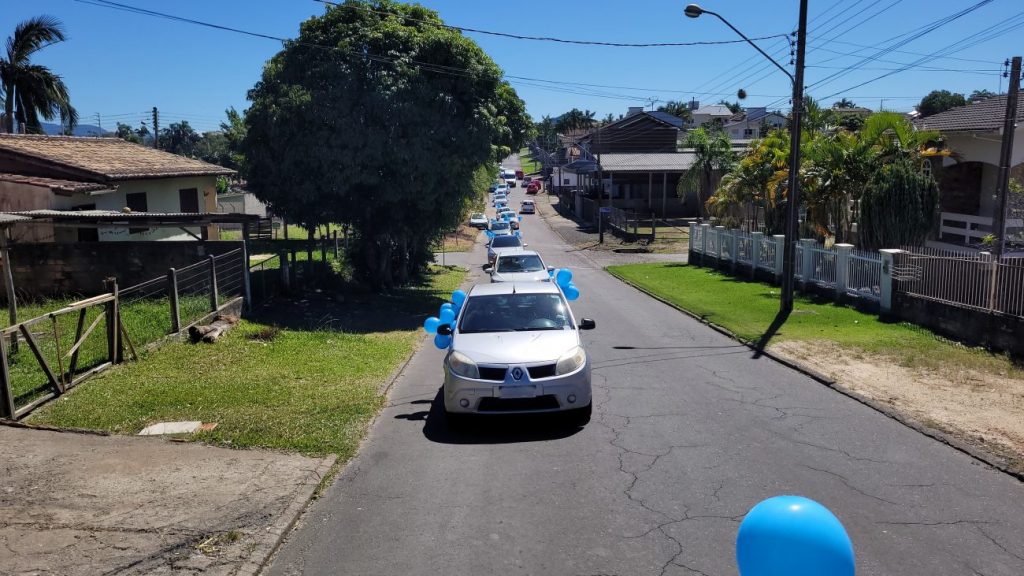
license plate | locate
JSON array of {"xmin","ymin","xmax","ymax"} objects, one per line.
[{"xmin": 499, "ymin": 385, "xmax": 537, "ymax": 399}]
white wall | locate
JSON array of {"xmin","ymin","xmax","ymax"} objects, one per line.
[
  {"xmin": 941, "ymin": 127, "xmax": 1024, "ymax": 219},
  {"xmin": 68, "ymin": 175, "xmax": 218, "ymax": 241}
]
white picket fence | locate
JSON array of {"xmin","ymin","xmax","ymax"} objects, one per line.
[{"xmin": 689, "ymin": 224, "xmax": 885, "ymax": 304}]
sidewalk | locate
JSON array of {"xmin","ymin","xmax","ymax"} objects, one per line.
[{"xmin": 0, "ymin": 424, "xmax": 333, "ymax": 576}]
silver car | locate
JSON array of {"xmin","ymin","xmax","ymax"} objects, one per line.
[
  {"xmin": 486, "ymin": 234, "xmax": 524, "ymax": 265},
  {"xmin": 486, "ymin": 250, "xmax": 552, "ymax": 283},
  {"xmin": 439, "ymin": 282, "xmax": 595, "ymax": 424}
]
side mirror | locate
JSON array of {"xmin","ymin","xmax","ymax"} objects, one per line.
[
  {"xmin": 578, "ymin": 318, "xmax": 596, "ymax": 330},
  {"xmin": 437, "ymin": 324, "xmax": 452, "ymax": 336},
  {"xmin": 547, "ymin": 266, "xmax": 555, "ymax": 273},
  {"xmin": 483, "ymin": 266, "xmax": 493, "ymax": 274},
  {"xmin": 523, "ymin": 243, "xmax": 529, "ymax": 247}
]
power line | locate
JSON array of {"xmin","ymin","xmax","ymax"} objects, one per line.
[{"xmin": 312, "ymin": 0, "xmax": 791, "ymax": 48}]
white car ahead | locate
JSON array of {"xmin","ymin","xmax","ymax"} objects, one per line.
[
  {"xmin": 486, "ymin": 234, "xmax": 524, "ymax": 265},
  {"xmin": 520, "ymin": 199, "xmax": 536, "ymax": 214},
  {"xmin": 438, "ymin": 281, "xmax": 595, "ymax": 424},
  {"xmin": 485, "ymin": 250, "xmax": 552, "ymax": 283}
]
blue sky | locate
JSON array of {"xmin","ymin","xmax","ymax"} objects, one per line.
[{"xmin": 6, "ymin": 0, "xmax": 1021, "ymax": 132}]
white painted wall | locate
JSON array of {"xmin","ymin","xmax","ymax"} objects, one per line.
[
  {"xmin": 940, "ymin": 127, "xmax": 1024, "ymax": 219},
  {"xmin": 68, "ymin": 175, "xmax": 218, "ymax": 241}
]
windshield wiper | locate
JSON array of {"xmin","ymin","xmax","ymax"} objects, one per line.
[{"xmin": 513, "ymin": 327, "xmax": 562, "ymax": 331}]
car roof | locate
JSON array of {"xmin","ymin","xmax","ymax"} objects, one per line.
[
  {"xmin": 495, "ymin": 249, "xmax": 540, "ymax": 258},
  {"xmin": 469, "ymin": 281, "xmax": 560, "ymax": 297}
]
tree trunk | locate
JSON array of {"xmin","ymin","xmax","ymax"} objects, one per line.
[{"xmin": 188, "ymin": 315, "xmax": 239, "ymax": 343}]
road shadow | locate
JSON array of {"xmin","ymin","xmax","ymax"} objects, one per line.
[
  {"xmin": 393, "ymin": 388, "xmax": 586, "ymax": 445},
  {"xmin": 751, "ymin": 309, "xmax": 790, "ymax": 359},
  {"xmin": 249, "ymin": 266, "xmax": 460, "ymax": 334}
]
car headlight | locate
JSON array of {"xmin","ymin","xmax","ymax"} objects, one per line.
[
  {"xmin": 555, "ymin": 346, "xmax": 586, "ymax": 375},
  {"xmin": 449, "ymin": 351, "xmax": 480, "ymax": 379}
]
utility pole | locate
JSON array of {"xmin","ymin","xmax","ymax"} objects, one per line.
[
  {"xmin": 94, "ymin": 112, "xmax": 102, "ymax": 133},
  {"xmin": 597, "ymin": 123, "xmax": 604, "ymax": 244},
  {"xmin": 780, "ymin": 0, "xmax": 808, "ymax": 313},
  {"xmin": 152, "ymin": 107, "xmax": 160, "ymax": 149},
  {"xmin": 993, "ymin": 55, "xmax": 1021, "ymax": 258}
]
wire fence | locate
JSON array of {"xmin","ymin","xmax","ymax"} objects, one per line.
[
  {"xmin": 807, "ymin": 245, "xmax": 838, "ymax": 288},
  {"xmin": 848, "ymin": 250, "xmax": 882, "ymax": 301}
]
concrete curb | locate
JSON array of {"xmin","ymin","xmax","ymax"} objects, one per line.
[
  {"xmin": 236, "ymin": 454, "xmax": 337, "ymax": 576},
  {"xmin": 606, "ymin": 268, "xmax": 1024, "ymax": 484}
]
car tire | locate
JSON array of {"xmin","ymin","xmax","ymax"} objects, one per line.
[{"xmin": 568, "ymin": 402, "xmax": 592, "ymax": 426}]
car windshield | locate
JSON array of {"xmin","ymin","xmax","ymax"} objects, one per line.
[
  {"xmin": 490, "ymin": 222, "xmax": 510, "ymax": 231},
  {"xmin": 459, "ymin": 293, "xmax": 571, "ymax": 333},
  {"xmin": 490, "ymin": 235, "xmax": 521, "ymax": 247},
  {"xmin": 496, "ymin": 254, "xmax": 544, "ymax": 273},
  {"xmin": 471, "ymin": 213, "xmax": 484, "ymax": 219}
]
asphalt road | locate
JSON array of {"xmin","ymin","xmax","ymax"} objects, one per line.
[{"xmin": 267, "ymin": 155, "xmax": 1024, "ymax": 576}]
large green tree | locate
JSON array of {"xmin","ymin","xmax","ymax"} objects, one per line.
[
  {"xmin": 679, "ymin": 127, "xmax": 735, "ymax": 219},
  {"xmin": 917, "ymin": 89, "xmax": 966, "ymax": 117},
  {"xmin": 243, "ymin": 0, "xmax": 511, "ymax": 287},
  {"xmin": 1, "ymin": 16, "xmax": 77, "ymax": 134},
  {"xmin": 158, "ymin": 120, "xmax": 201, "ymax": 157}
]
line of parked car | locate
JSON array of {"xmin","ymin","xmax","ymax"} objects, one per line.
[{"xmin": 442, "ymin": 166, "xmax": 595, "ymax": 427}]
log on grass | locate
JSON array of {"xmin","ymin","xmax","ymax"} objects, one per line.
[{"xmin": 188, "ymin": 315, "xmax": 240, "ymax": 343}]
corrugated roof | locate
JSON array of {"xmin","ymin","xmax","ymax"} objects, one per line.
[
  {"xmin": 0, "ymin": 214, "xmax": 31, "ymax": 224},
  {"xmin": 914, "ymin": 95, "xmax": 1024, "ymax": 133},
  {"xmin": 644, "ymin": 111, "xmax": 684, "ymax": 129},
  {"xmin": 693, "ymin": 105, "xmax": 734, "ymax": 117},
  {"xmin": 0, "ymin": 172, "xmax": 113, "ymax": 194},
  {"xmin": 0, "ymin": 135, "xmax": 235, "ymax": 181},
  {"xmin": 599, "ymin": 152, "xmax": 696, "ymax": 173}
]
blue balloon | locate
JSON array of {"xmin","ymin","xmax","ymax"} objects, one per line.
[
  {"xmin": 485, "ymin": 230, "xmax": 495, "ymax": 238},
  {"xmin": 423, "ymin": 316, "xmax": 440, "ymax": 334},
  {"xmin": 433, "ymin": 333, "xmax": 452, "ymax": 349},
  {"xmin": 547, "ymin": 268, "xmax": 555, "ymax": 278},
  {"xmin": 736, "ymin": 496, "xmax": 854, "ymax": 576},
  {"xmin": 556, "ymin": 268, "xmax": 573, "ymax": 286},
  {"xmin": 563, "ymin": 283, "xmax": 580, "ymax": 301},
  {"xmin": 451, "ymin": 290, "xmax": 467, "ymax": 307},
  {"xmin": 439, "ymin": 308, "xmax": 455, "ymax": 324}
]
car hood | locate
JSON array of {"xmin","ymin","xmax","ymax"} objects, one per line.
[
  {"xmin": 454, "ymin": 330, "xmax": 579, "ymax": 364},
  {"xmin": 491, "ymin": 270, "xmax": 550, "ymax": 283}
]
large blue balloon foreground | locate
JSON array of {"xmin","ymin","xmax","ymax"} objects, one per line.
[
  {"xmin": 736, "ymin": 495, "xmax": 854, "ymax": 576},
  {"xmin": 424, "ymin": 290, "xmax": 470, "ymax": 349}
]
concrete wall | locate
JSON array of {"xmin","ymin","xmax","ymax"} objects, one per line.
[
  {"xmin": 217, "ymin": 192, "xmax": 268, "ymax": 218},
  {"xmin": 0, "ymin": 181, "xmax": 57, "ymax": 242},
  {"xmin": 892, "ymin": 292, "xmax": 1024, "ymax": 357},
  {"xmin": 3, "ymin": 240, "xmax": 243, "ymax": 299}
]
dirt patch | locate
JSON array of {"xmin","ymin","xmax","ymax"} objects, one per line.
[
  {"xmin": 0, "ymin": 425, "xmax": 333, "ymax": 575},
  {"xmin": 771, "ymin": 340, "xmax": 1024, "ymax": 474}
]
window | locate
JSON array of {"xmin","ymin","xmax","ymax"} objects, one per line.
[
  {"xmin": 458, "ymin": 293, "xmax": 570, "ymax": 333},
  {"xmin": 75, "ymin": 203, "xmax": 99, "ymax": 241},
  {"xmin": 563, "ymin": 178, "xmax": 570, "ymax": 185},
  {"xmin": 921, "ymin": 159, "xmax": 932, "ymax": 178},
  {"xmin": 179, "ymin": 188, "xmax": 199, "ymax": 213},
  {"xmin": 497, "ymin": 254, "xmax": 544, "ymax": 273},
  {"xmin": 125, "ymin": 192, "xmax": 147, "ymax": 234},
  {"xmin": 489, "ymin": 236, "xmax": 522, "ymax": 248},
  {"xmin": 744, "ymin": 128, "xmax": 755, "ymax": 138}
]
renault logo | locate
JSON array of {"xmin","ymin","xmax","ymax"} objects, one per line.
[{"xmin": 511, "ymin": 367, "xmax": 524, "ymax": 381}]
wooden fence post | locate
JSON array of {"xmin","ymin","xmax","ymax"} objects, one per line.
[
  {"xmin": 0, "ymin": 333, "xmax": 15, "ymax": 418},
  {"xmin": 208, "ymin": 255, "xmax": 219, "ymax": 312},
  {"xmin": 167, "ymin": 268, "xmax": 180, "ymax": 333},
  {"xmin": 320, "ymin": 236, "xmax": 327, "ymax": 268},
  {"xmin": 104, "ymin": 278, "xmax": 121, "ymax": 363},
  {"xmin": 333, "ymin": 230, "xmax": 339, "ymax": 259},
  {"xmin": 280, "ymin": 250, "xmax": 291, "ymax": 295}
]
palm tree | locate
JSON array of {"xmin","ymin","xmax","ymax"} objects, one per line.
[
  {"xmin": 679, "ymin": 127, "xmax": 736, "ymax": 219},
  {"xmin": 833, "ymin": 98, "xmax": 857, "ymax": 109},
  {"xmin": 1, "ymin": 16, "xmax": 77, "ymax": 134}
]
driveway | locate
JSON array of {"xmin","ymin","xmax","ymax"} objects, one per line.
[{"xmin": 267, "ymin": 155, "xmax": 1024, "ymax": 575}]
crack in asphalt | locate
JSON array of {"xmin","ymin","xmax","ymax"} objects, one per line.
[{"xmin": 799, "ymin": 464, "xmax": 902, "ymax": 506}]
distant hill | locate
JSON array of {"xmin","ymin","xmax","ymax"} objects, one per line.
[{"xmin": 40, "ymin": 122, "xmax": 109, "ymax": 137}]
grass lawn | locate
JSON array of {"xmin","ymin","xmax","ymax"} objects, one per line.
[
  {"xmin": 432, "ymin": 224, "xmax": 480, "ymax": 254},
  {"xmin": 29, "ymin": 265, "xmax": 466, "ymax": 458},
  {"xmin": 519, "ymin": 148, "xmax": 542, "ymax": 175},
  {"xmin": 606, "ymin": 263, "xmax": 1021, "ymax": 375}
]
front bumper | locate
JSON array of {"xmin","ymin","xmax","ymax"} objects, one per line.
[{"xmin": 443, "ymin": 359, "xmax": 591, "ymax": 414}]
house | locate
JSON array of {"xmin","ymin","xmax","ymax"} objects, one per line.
[
  {"xmin": 722, "ymin": 107, "xmax": 787, "ymax": 140},
  {"xmin": 578, "ymin": 109, "xmax": 681, "ymax": 155},
  {"xmin": 914, "ymin": 95, "xmax": 1024, "ymax": 245},
  {"xmin": 689, "ymin": 105, "xmax": 735, "ymax": 129},
  {"xmin": 0, "ymin": 134, "xmax": 233, "ymax": 242}
]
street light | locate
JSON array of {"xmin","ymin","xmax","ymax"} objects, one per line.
[{"xmin": 684, "ymin": 2, "xmax": 808, "ymax": 314}]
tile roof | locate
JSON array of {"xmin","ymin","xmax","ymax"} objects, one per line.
[
  {"xmin": 914, "ymin": 95, "xmax": 1024, "ymax": 133},
  {"xmin": 0, "ymin": 135, "xmax": 234, "ymax": 181},
  {"xmin": 599, "ymin": 152, "xmax": 696, "ymax": 173},
  {"xmin": 0, "ymin": 172, "xmax": 112, "ymax": 194}
]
